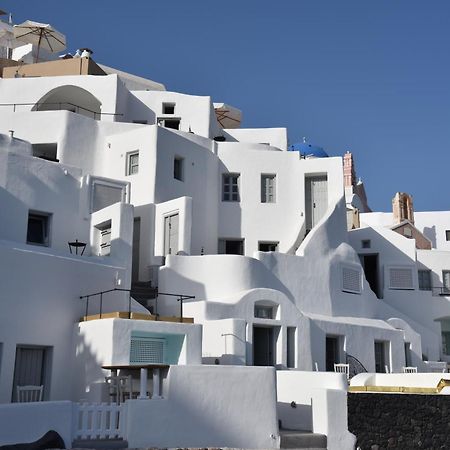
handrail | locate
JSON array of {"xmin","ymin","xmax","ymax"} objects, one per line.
[
  {"xmin": 0, "ymin": 101, "xmax": 123, "ymax": 119},
  {"xmin": 79, "ymin": 288, "xmax": 195, "ymax": 322}
]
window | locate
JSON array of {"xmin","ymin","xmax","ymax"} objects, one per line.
[
  {"xmin": 446, "ymin": 230, "xmax": 450, "ymax": 241},
  {"xmin": 27, "ymin": 212, "xmax": 51, "ymax": 246},
  {"xmin": 174, "ymin": 156, "xmax": 184, "ymax": 181},
  {"xmin": 261, "ymin": 174, "xmax": 276, "ymax": 203},
  {"xmin": 254, "ymin": 305, "xmax": 274, "ymax": 319},
  {"xmin": 158, "ymin": 118, "xmax": 180, "ymax": 130},
  {"xmin": 218, "ymin": 238, "xmax": 244, "ymax": 255},
  {"xmin": 342, "ymin": 264, "xmax": 362, "ymax": 294},
  {"xmin": 388, "ymin": 267, "xmax": 414, "ymax": 290},
  {"xmin": 259, "ymin": 241, "xmax": 278, "ymax": 252},
  {"xmin": 443, "ymin": 271, "xmax": 450, "ymax": 294},
  {"xmin": 12, "ymin": 345, "xmax": 52, "ymax": 402},
  {"xmin": 361, "ymin": 239, "xmax": 371, "ymax": 249},
  {"xmin": 127, "ymin": 151, "xmax": 139, "ymax": 175},
  {"xmin": 222, "ymin": 173, "xmax": 240, "ymax": 201},
  {"xmin": 162, "ymin": 103, "xmax": 175, "ymax": 114},
  {"xmin": 418, "ymin": 270, "xmax": 432, "ymax": 291},
  {"xmin": 90, "ymin": 178, "xmax": 128, "ymax": 213},
  {"xmin": 32, "ymin": 143, "xmax": 58, "ymax": 162},
  {"xmin": 130, "ymin": 336, "xmax": 166, "ymax": 364}
]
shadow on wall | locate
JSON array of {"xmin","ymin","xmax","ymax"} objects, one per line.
[
  {"xmin": 71, "ymin": 326, "xmax": 108, "ymax": 402},
  {"xmin": 423, "ymin": 225, "xmax": 436, "ymax": 249}
]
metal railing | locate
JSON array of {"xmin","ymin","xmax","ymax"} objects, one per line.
[
  {"xmin": 0, "ymin": 102, "xmax": 123, "ymax": 120},
  {"xmin": 79, "ymin": 287, "xmax": 195, "ymax": 321},
  {"xmin": 432, "ymin": 287, "xmax": 450, "ymax": 296}
]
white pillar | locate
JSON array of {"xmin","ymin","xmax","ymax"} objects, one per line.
[
  {"xmin": 152, "ymin": 368, "xmax": 162, "ymax": 399},
  {"xmin": 138, "ymin": 368, "xmax": 149, "ymax": 399}
]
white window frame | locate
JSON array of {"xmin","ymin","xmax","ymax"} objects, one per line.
[
  {"xmin": 341, "ymin": 263, "xmax": 362, "ymax": 294},
  {"xmin": 89, "ymin": 176, "xmax": 129, "ymax": 213},
  {"xmin": 126, "ymin": 151, "xmax": 139, "ymax": 176},
  {"xmin": 387, "ymin": 265, "xmax": 415, "ymax": 290},
  {"xmin": 261, "ymin": 174, "xmax": 276, "ymax": 203},
  {"xmin": 222, "ymin": 173, "xmax": 240, "ymax": 202}
]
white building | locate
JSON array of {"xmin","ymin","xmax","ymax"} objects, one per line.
[{"xmin": 0, "ymin": 20, "xmax": 448, "ymax": 449}]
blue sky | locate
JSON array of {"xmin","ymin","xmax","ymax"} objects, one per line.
[{"xmin": 4, "ymin": 1, "xmax": 450, "ymax": 212}]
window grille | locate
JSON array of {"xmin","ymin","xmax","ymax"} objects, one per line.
[
  {"xmin": 389, "ymin": 267, "xmax": 414, "ymax": 289},
  {"xmin": 342, "ymin": 265, "xmax": 361, "ymax": 294},
  {"xmin": 130, "ymin": 337, "xmax": 165, "ymax": 364}
]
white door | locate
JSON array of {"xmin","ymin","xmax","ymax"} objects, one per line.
[
  {"xmin": 164, "ymin": 213, "xmax": 179, "ymax": 255},
  {"xmin": 305, "ymin": 176, "xmax": 328, "ymax": 231}
]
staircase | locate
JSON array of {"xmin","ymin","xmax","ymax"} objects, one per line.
[
  {"xmin": 130, "ymin": 281, "xmax": 158, "ymax": 311},
  {"xmin": 280, "ymin": 429, "xmax": 327, "ymax": 449}
]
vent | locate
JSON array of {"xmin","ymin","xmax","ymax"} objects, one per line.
[
  {"xmin": 130, "ymin": 337, "xmax": 165, "ymax": 364},
  {"xmin": 389, "ymin": 267, "xmax": 414, "ymax": 290},
  {"xmin": 342, "ymin": 265, "xmax": 361, "ymax": 294}
]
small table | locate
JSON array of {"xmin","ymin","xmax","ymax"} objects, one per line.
[{"xmin": 102, "ymin": 364, "xmax": 169, "ymax": 400}]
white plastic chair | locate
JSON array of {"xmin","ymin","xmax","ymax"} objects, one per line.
[
  {"xmin": 16, "ymin": 385, "xmax": 43, "ymax": 402},
  {"xmin": 402, "ymin": 366, "xmax": 418, "ymax": 373},
  {"xmin": 334, "ymin": 363, "xmax": 350, "ymax": 380}
]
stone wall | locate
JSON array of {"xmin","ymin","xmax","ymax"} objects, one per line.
[{"xmin": 348, "ymin": 393, "xmax": 450, "ymax": 449}]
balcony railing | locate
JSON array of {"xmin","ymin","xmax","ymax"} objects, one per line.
[{"xmin": 0, "ymin": 102, "xmax": 123, "ymax": 120}]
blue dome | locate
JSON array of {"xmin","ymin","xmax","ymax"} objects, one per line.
[{"xmin": 288, "ymin": 142, "xmax": 329, "ymax": 158}]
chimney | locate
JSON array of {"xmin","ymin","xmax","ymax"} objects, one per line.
[
  {"xmin": 392, "ymin": 192, "xmax": 414, "ymax": 225},
  {"xmin": 343, "ymin": 151, "xmax": 356, "ymax": 188},
  {"xmin": 8, "ymin": 130, "xmax": 14, "ymax": 139}
]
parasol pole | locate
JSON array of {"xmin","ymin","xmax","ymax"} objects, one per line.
[{"xmin": 35, "ymin": 28, "xmax": 43, "ymax": 63}]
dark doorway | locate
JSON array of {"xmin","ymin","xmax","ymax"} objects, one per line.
[
  {"xmin": 253, "ymin": 327, "xmax": 274, "ymax": 366},
  {"xmin": 326, "ymin": 336, "xmax": 339, "ymax": 372},
  {"xmin": 360, "ymin": 254, "xmax": 380, "ymax": 298}
]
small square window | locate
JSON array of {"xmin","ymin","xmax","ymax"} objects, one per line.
[
  {"xmin": 362, "ymin": 239, "xmax": 371, "ymax": 249},
  {"xmin": 261, "ymin": 174, "xmax": 276, "ymax": 203},
  {"xmin": 162, "ymin": 103, "xmax": 175, "ymax": 114},
  {"xmin": 27, "ymin": 212, "xmax": 51, "ymax": 246},
  {"xmin": 259, "ymin": 241, "xmax": 278, "ymax": 252},
  {"xmin": 174, "ymin": 156, "xmax": 184, "ymax": 181},
  {"xmin": 446, "ymin": 230, "xmax": 450, "ymax": 241},
  {"xmin": 222, "ymin": 173, "xmax": 240, "ymax": 202},
  {"xmin": 127, "ymin": 151, "xmax": 139, "ymax": 175}
]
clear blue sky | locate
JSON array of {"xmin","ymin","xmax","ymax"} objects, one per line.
[{"xmin": 4, "ymin": 1, "xmax": 450, "ymax": 212}]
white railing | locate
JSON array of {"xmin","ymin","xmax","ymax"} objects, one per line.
[{"xmin": 73, "ymin": 402, "xmax": 126, "ymax": 440}]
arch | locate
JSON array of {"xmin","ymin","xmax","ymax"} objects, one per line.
[{"xmin": 33, "ymin": 85, "xmax": 102, "ymax": 120}]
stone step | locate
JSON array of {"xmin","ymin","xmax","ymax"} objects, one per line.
[
  {"xmin": 71, "ymin": 438, "xmax": 128, "ymax": 449},
  {"xmin": 280, "ymin": 429, "xmax": 327, "ymax": 449}
]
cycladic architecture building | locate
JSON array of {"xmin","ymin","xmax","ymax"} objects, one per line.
[{"xmin": 0, "ymin": 15, "xmax": 450, "ymax": 450}]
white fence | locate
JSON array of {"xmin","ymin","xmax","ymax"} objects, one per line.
[{"xmin": 73, "ymin": 402, "xmax": 126, "ymax": 440}]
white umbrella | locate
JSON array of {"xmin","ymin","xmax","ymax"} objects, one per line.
[{"xmin": 13, "ymin": 20, "xmax": 66, "ymax": 62}]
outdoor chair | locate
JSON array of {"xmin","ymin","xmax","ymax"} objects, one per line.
[
  {"xmin": 16, "ymin": 385, "xmax": 43, "ymax": 402},
  {"xmin": 334, "ymin": 363, "xmax": 350, "ymax": 380}
]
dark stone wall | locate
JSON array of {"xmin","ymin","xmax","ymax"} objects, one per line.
[{"xmin": 348, "ymin": 393, "xmax": 450, "ymax": 449}]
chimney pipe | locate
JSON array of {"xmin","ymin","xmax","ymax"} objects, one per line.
[{"xmin": 8, "ymin": 130, "xmax": 14, "ymax": 139}]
